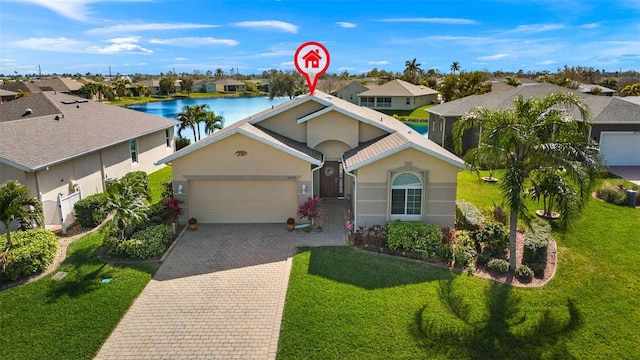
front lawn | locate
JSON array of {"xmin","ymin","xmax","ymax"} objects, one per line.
[
  {"xmin": 277, "ymin": 170, "xmax": 640, "ymax": 359},
  {"xmin": 0, "ymin": 231, "xmax": 157, "ymax": 359}
]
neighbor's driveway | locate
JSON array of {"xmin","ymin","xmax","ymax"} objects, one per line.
[
  {"xmin": 95, "ymin": 219, "xmax": 348, "ymax": 360},
  {"xmin": 608, "ymin": 166, "xmax": 640, "ymax": 185}
]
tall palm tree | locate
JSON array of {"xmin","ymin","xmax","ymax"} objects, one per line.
[
  {"xmin": 215, "ymin": 68, "xmax": 224, "ymax": 79},
  {"xmin": 114, "ymin": 78, "xmax": 132, "ymax": 99},
  {"xmin": 176, "ymin": 104, "xmax": 208, "ymax": 141},
  {"xmin": 135, "ymin": 83, "xmax": 148, "ymax": 97},
  {"xmin": 404, "ymin": 58, "xmax": 422, "ymax": 84},
  {"xmin": 0, "ymin": 180, "xmax": 43, "ymax": 270},
  {"xmin": 203, "ymin": 110, "xmax": 224, "ymax": 135},
  {"xmin": 450, "ymin": 61, "xmax": 461, "ymax": 74},
  {"xmin": 452, "ymin": 92, "xmax": 603, "ymax": 270}
]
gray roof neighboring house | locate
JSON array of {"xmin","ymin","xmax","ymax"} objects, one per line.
[
  {"xmin": 213, "ymin": 79, "xmax": 245, "ymax": 86},
  {"xmin": 0, "ymin": 92, "xmax": 177, "ymax": 172},
  {"xmin": 427, "ymin": 82, "xmax": 640, "ymax": 125},
  {"xmin": 578, "ymin": 83, "xmax": 616, "ymax": 95},
  {"xmin": 0, "ymin": 89, "xmax": 17, "ymax": 97},
  {"xmin": 0, "ymin": 81, "xmax": 43, "ymax": 94},
  {"xmin": 359, "ymin": 79, "xmax": 438, "ymax": 97},
  {"xmin": 34, "ymin": 76, "xmax": 83, "ymax": 92},
  {"xmin": 157, "ymin": 91, "xmax": 464, "ymax": 170}
]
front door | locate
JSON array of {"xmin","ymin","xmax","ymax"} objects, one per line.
[{"xmin": 320, "ymin": 161, "xmax": 344, "ymax": 198}]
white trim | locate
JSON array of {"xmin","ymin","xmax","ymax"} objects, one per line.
[
  {"xmin": 297, "ymin": 104, "xmax": 396, "ymax": 134},
  {"xmin": 345, "ymin": 143, "xmax": 465, "ymax": 172},
  {"xmin": 237, "ymin": 128, "xmax": 323, "ymax": 166},
  {"xmin": 248, "ymin": 95, "xmax": 331, "ymax": 125}
]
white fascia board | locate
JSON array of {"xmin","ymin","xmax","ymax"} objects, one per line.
[
  {"xmin": 237, "ymin": 128, "xmax": 323, "ymax": 166},
  {"xmin": 297, "ymin": 105, "xmax": 396, "ymax": 134},
  {"xmin": 248, "ymin": 95, "xmax": 331, "ymax": 125},
  {"xmin": 346, "ymin": 143, "xmax": 464, "ymax": 171},
  {"xmin": 155, "ymin": 128, "xmax": 240, "ymax": 165}
]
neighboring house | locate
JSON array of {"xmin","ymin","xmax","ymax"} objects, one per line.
[
  {"xmin": 0, "ymin": 92, "xmax": 176, "ymax": 229},
  {"xmin": 335, "ymin": 80, "xmax": 370, "ymax": 105},
  {"xmin": 578, "ymin": 83, "xmax": 616, "ymax": 96},
  {"xmin": 427, "ymin": 83, "xmax": 640, "ymax": 166},
  {"xmin": 358, "ymin": 79, "xmax": 438, "ymax": 111},
  {"xmin": 157, "ymin": 91, "xmax": 464, "ymax": 228},
  {"xmin": 246, "ymin": 78, "xmax": 271, "ymax": 92},
  {"xmin": 194, "ymin": 80, "xmax": 208, "ymax": 92},
  {"xmin": 0, "ymin": 89, "xmax": 17, "ymax": 104},
  {"xmin": 34, "ymin": 76, "xmax": 83, "ymax": 94},
  {"xmin": 210, "ymin": 79, "xmax": 246, "ymax": 93},
  {"xmin": 0, "ymin": 81, "xmax": 43, "ymax": 95},
  {"xmin": 136, "ymin": 79, "xmax": 161, "ymax": 95}
]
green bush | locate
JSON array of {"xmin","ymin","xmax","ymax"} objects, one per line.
[
  {"xmin": 528, "ymin": 263, "xmax": 546, "ymax": 278},
  {"xmin": 74, "ymin": 193, "xmax": 110, "ymax": 228},
  {"xmin": 386, "ymin": 220, "xmax": 443, "ymax": 254},
  {"xmin": 596, "ymin": 182, "xmax": 628, "ymax": 206},
  {"xmin": 487, "ymin": 258, "xmax": 509, "ymax": 274},
  {"xmin": 477, "ymin": 251, "xmax": 492, "ymax": 266},
  {"xmin": 104, "ymin": 224, "xmax": 172, "ymax": 260},
  {"xmin": 524, "ymin": 220, "xmax": 550, "ymax": 265},
  {"xmin": 475, "ymin": 222, "xmax": 509, "ymax": 257},
  {"xmin": 515, "ymin": 265, "xmax": 534, "ymax": 281},
  {"xmin": 0, "ymin": 229, "xmax": 59, "ymax": 281},
  {"xmin": 452, "ymin": 230, "xmax": 477, "ymax": 267},
  {"xmin": 110, "ymin": 171, "xmax": 149, "ymax": 198},
  {"xmin": 455, "ymin": 201, "xmax": 485, "ymax": 231}
]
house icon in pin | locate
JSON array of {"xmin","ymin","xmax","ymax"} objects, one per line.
[{"xmin": 302, "ymin": 49, "xmax": 322, "ymax": 68}]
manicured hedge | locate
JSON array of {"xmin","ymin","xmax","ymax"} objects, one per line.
[
  {"xmin": 455, "ymin": 201, "xmax": 485, "ymax": 231},
  {"xmin": 104, "ymin": 224, "xmax": 172, "ymax": 260},
  {"xmin": 452, "ymin": 230, "xmax": 476, "ymax": 267},
  {"xmin": 0, "ymin": 229, "xmax": 59, "ymax": 281},
  {"xmin": 386, "ymin": 220, "xmax": 443, "ymax": 255},
  {"xmin": 523, "ymin": 220, "xmax": 550, "ymax": 265},
  {"xmin": 74, "ymin": 193, "xmax": 110, "ymax": 228},
  {"xmin": 475, "ymin": 222, "xmax": 509, "ymax": 257}
]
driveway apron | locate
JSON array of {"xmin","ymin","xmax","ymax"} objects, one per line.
[{"xmin": 95, "ymin": 200, "xmax": 349, "ymax": 359}]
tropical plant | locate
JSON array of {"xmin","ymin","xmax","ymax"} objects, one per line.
[
  {"xmin": 620, "ymin": 83, "xmax": 640, "ymax": 96},
  {"xmin": 203, "ymin": 110, "xmax": 224, "ymax": 135},
  {"xmin": 438, "ymin": 71, "xmax": 492, "ymax": 102},
  {"xmin": 15, "ymin": 89, "xmax": 28, "ymax": 99},
  {"xmin": 214, "ymin": 68, "xmax": 224, "ymax": 79},
  {"xmin": 0, "ymin": 180, "xmax": 44, "ymax": 271},
  {"xmin": 114, "ymin": 78, "xmax": 132, "ymax": 100},
  {"xmin": 164, "ymin": 198, "xmax": 184, "ymax": 224},
  {"xmin": 452, "ymin": 92, "xmax": 604, "ymax": 269},
  {"xmin": 450, "ymin": 61, "xmax": 460, "ymax": 74},
  {"xmin": 107, "ymin": 184, "xmax": 149, "ymax": 240},
  {"xmin": 529, "ymin": 167, "xmax": 579, "ymax": 224},
  {"xmin": 503, "ymin": 75, "xmax": 521, "ymax": 87},
  {"xmin": 403, "ymin": 58, "xmax": 422, "ymax": 84},
  {"xmin": 135, "ymin": 83, "xmax": 148, "ymax": 97},
  {"xmin": 176, "ymin": 104, "xmax": 206, "ymax": 141},
  {"xmin": 296, "ymin": 197, "xmax": 322, "ymax": 227}
]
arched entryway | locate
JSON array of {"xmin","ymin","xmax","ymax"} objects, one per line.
[{"xmin": 315, "ymin": 140, "xmax": 350, "ymax": 198}]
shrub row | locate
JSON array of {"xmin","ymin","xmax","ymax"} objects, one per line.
[
  {"xmin": 104, "ymin": 224, "xmax": 172, "ymax": 260},
  {"xmin": 596, "ymin": 181, "xmax": 639, "ymax": 206},
  {"xmin": 74, "ymin": 193, "xmax": 110, "ymax": 228},
  {"xmin": 0, "ymin": 230, "xmax": 59, "ymax": 281},
  {"xmin": 455, "ymin": 201, "xmax": 485, "ymax": 231},
  {"xmin": 386, "ymin": 220, "xmax": 443, "ymax": 255},
  {"xmin": 523, "ymin": 220, "xmax": 550, "ymax": 265}
]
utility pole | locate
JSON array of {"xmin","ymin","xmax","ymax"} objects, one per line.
[{"xmin": 109, "ymin": 66, "xmax": 112, "ymax": 79}]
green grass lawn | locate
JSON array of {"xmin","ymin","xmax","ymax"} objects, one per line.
[
  {"xmin": 148, "ymin": 166, "xmax": 172, "ymax": 204},
  {"xmin": 0, "ymin": 231, "xmax": 158, "ymax": 359},
  {"xmin": 277, "ymin": 170, "xmax": 640, "ymax": 359}
]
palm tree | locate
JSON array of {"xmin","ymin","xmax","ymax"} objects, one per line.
[
  {"xmin": 176, "ymin": 104, "xmax": 208, "ymax": 141},
  {"xmin": 404, "ymin": 58, "xmax": 422, "ymax": 84},
  {"xmin": 452, "ymin": 92, "xmax": 603, "ymax": 270},
  {"xmin": 107, "ymin": 184, "xmax": 148, "ymax": 240},
  {"xmin": 215, "ymin": 68, "xmax": 224, "ymax": 79},
  {"xmin": 620, "ymin": 83, "xmax": 640, "ymax": 96},
  {"xmin": 114, "ymin": 78, "xmax": 132, "ymax": 100},
  {"xmin": 203, "ymin": 110, "xmax": 224, "ymax": 135},
  {"xmin": 450, "ymin": 61, "xmax": 461, "ymax": 74},
  {"xmin": 135, "ymin": 83, "xmax": 148, "ymax": 97},
  {"xmin": 0, "ymin": 180, "xmax": 43, "ymax": 270}
]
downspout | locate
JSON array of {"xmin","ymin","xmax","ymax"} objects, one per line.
[
  {"xmin": 440, "ymin": 116, "xmax": 446, "ymax": 147},
  {"xmin": 341, "ymin": 154, "xmax": 357, "ymax": 229},
  {"xmin": 310, "ymin": 155, "xmax": 324, "ymax": 199}
]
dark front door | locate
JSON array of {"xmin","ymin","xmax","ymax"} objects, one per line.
[{"xmin": 320, "ymin": 161, "xmax": 343, "ymax": 198}]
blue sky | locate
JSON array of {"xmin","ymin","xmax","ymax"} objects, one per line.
[{"xmin": 1, "ymin": 0, "xmax": 638, "ymax": 76}]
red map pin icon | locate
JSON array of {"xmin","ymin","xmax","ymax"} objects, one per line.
[{"xmin": 294, "ymin": 41, "xmax": 330, "ymax": 95}]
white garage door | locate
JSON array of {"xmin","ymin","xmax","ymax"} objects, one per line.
[
  {"xmin": 600, "ymin": 132, "xmax": 640, "ymax": 166},
  {"xmin": 189, "ymin": 180, "xmax": 297, "ymax": 223}
]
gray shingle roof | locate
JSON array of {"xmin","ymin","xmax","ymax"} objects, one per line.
[
  {"xmin": 428, "ymin": 82, "xmax": 640, "ymax": 124},
  {"xmin": 0, "ymin": 92, "xmax": 176, "ymax": 171},
  {"xmin": 359, "ymin": 79, "xmax": 438, "ymax": 97}
]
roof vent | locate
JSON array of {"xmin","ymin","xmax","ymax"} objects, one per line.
[
  {"xmin": 55, "ymin": 115, "xmax": 60, "ymax": 121},
  {"xmin": 25, "ymin": 108, "xmax": 32, "ymax": 115}
]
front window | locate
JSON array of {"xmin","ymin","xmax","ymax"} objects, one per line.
[
  {"xmin": 361, "ymin": 96, "xmax": 375, "ymax": 107},
  {"xmin": 376, "ymin": 97, "xmax": 391, "ymax": 108},
  {"xmin": 391, "ymin": 173, "xmax": 422, "ymax": 216},
  {"xmin": 130, "ymin": 139, "xmax": 138, "ymax": 164},
  {"xmin": 165, "ymin": 129, "xmax": 171, "ymax": 148}
]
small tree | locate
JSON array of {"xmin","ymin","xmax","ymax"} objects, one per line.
[
  {"xmin": 107, "ymin": 185, "xmax": 149, "ymax": 240},
  {"xmin": 0, "ymin": 180, "xmax": 43, "ymax": 271},
  {"xmin": 164, "ymin": 198, "xmax": 184, "ymax": 225}
]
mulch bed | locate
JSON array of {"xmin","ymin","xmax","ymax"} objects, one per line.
[{"xmin": 352, "ymin": 228, "xmax": 557, "ymax": 288}]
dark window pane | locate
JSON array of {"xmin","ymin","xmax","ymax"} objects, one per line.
[{"xmin": 391, "ymin": 189, "xmax": 405, "ymax": 214}]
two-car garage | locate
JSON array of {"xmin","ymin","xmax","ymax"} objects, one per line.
[
  {"xmin": 599, "ymin": 132, "xmax": 640, "ymax": 166},
  {"xmin": 188, "ymin": 179, "xmax": 298, "ymax": 223}
]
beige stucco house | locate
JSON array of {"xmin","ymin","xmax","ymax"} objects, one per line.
[
  {"xmin": 157, "ymin": 91, "xmax": 464, "ymax": 228},
  {"xmin": 335, "ymin": 80, "xmax": 371, "ymax": 105},
  {"xmin": 358, "ymin": 79, "xmax": 438, "ymax": 111},
  {"xmin": 0, "ymin": 92, "xmax": 176, "ymax": 230}
]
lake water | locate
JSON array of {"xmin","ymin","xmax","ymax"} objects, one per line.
[{"xmin": 127, "ymin": 96, "xmax": 427, "ymax": 142}]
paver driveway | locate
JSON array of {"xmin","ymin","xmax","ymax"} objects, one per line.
[{"xmin": 95, "ymin": 201, "xmax": 349, "ymax": 359}]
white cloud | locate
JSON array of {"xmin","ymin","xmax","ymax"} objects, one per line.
[
  {"xmin": 108, "ymin": 36, "xmax": 141, "ymax": 44},
  {"xmin": 86, "ymin": 43, "xmax": 153, "ymax": 54},
  {"xmin": 149, "ymin": 37, "xmax": 239, "ymax": 47},
  {"xmin": 536, "ymin": 60, "xmax": 556, "ymax": 65},
  {"xmin": 336, "ymin": 22, "xmax": 356, "ymax": 28},
  {"xmin": 174, "ymin": 57, "xmax": 189, "ymax": 61},
  {"xmin": 232, "ymin": 20, "xmax": 298, "ymax": 33},
  {"xmin": 88, "ymin": 23, "xmax": 219, "ymax": 34},
  {"xmin": 279, "ymin": 61, "xmax": 295, "ymax": 68},
  {"xmin": 379, "ymin": 17, "xmax": 476, "ymax": 25},
  {"xmin": 7, "ymin": 0, "xmax": 149, "ymax": 22},
  {"xmin": 511, "ymin": 24, "xmax": 564, "ymax": 33},
  {"xmin": 579, "ymin": 23, "xmax": 600, "ymax": 29},
  {"xmin": 368, "ymin": 60, "xmax": 389, "ymax": 65},
  {"xmin": 10, "ymin": 37, "xmax": 88, "ymax": 52},
  {"xmin": 476, "ymin": 53, "xmax": 510, "ymax": 61}
]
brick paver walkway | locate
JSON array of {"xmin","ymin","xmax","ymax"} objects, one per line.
[{"xmin": 95, "ymin": 200, "xmax": 349, "ymax": 359}]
